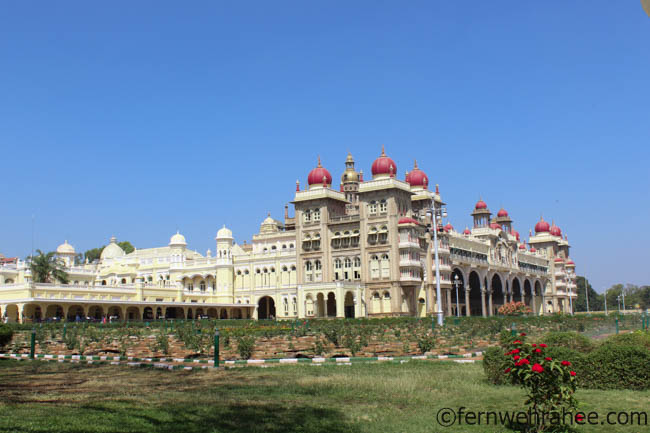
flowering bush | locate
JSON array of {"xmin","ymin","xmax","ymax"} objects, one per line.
[
  {"xmin": 498, "ymin": 301, "xmax": 532, "ymax": 316},
  {"xmin": 504, "ymin": 334, "xmax": 578, "ymax": 428}
]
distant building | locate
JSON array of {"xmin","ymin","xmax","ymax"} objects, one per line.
[{"xmin": 0, "ymin": 148, "xmax": 576, "ymax": 323}]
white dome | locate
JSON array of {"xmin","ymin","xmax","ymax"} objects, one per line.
[
  {"xmin": 169, "ymin": 231, "xmax": 187, "ymax": 247},
  {"xmin": 100, "ymin": 236, "xmax": 125, "ymax": 260},
  {"xmin": 56, "ymin": 240, "xmax": 76, "ymax": 255},
  {"xmin": 216, "ymin": 225, "xmax": 233, "ymax": 240}
]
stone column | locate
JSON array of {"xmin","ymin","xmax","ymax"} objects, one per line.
[
  {"xmin": 481, "ymin": 287, "xmax": 487, "ymax": 318},
  {"xmin": 532, "ymin": 291, "xmax": 537, "ymax": 316},
  {"xmin": 464, "ymin": 287, "xmax": 471, "ymax": 317},
  {"xmin": 488, "ymin": 290, "xmax": 493, "ymax": 317}
]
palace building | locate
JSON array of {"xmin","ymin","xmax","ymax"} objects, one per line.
[{"xmin": 0, "ymin": 148, "xmax": 577, "ymax": 323}]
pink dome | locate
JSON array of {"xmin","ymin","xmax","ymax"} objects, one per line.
[
  {"xmin": 443, "ymin": 223, "xmax": 454, "ymax": 232},
  {"xmin": 463, "ymin": 227, "xmax": 471, "ymax": 235},
  {"xmin": 519, "ymin": 243, "xmax": 526, "ymax": 250},
  {"xmin": 497, "ymin": 208, "xmax": 508, "ymax": 217},
  {"xmin": 407, "ymin": 160, "xmax": 428, "ymax": 188},
  {"xmin": 371, "ymin": 145, "xmax": 397, "ymax": 178},
  {"xmin": 475, "ymin": 199, "xmax": 488, "ymax": 210},
  {"xmin": 529, "ymin": 246, "xmax": 537, "ymax": 253},
  {"xmin": 307, "ymin": 157, "xmax": 332, "ymax": 187},
  {"xmin": 398, "ymin": 217, "xmax": 419, "ymax": 225},
  {"xmin": 535, "ymin": 217, "xmax": 550, "ymax": 233},
  {"xmin": 490, "ymin": 222, "xmax": 501, "ymax": 230},
  {"xmin": 550, "ymin": 223, "xmax": 562, "ymax": 237},
  {"xmin": 554, "ymin": 258, "xmax": 564, "ymax": 263}
]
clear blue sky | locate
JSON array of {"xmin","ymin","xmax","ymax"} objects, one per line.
[{"xmin": 2, "ymin": 1, "xmax": 649, "ymax": 292}]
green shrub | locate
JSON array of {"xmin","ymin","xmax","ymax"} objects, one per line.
[
  {"xmin": 542, "ymin": 331, "xmax": 594, "ymax": 353},
  {"xmin": 600, "ymin": 331, "xmax": 650, "ymax": 350},
  {"xmin": 581, "ymin": 344, "xmax": 650, "ymax": 390},
  {"xmin": 0, "ymin": 324, "xmax": 13, "ymax": 349},
  {"xmin": 236, "ymin": 335, "xmax": 255, "ymax": 360},
  {"xmin": 483, "ymin": 346, "xmax": 514, "ymax": 385}
]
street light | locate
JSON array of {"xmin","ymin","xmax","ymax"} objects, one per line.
[
  {"xmin": 453, "ymin": 274, "xmax": 461, "ymax": 317},
  {"xmin": 427, "ymin": 205, "xmax": 447, "ymax": 327}
]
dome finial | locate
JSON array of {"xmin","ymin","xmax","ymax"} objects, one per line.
[
  {"xmin": 413, "ymin": 159, "xmax": 418, "ymax": 169},
  {"xmin": 381, "ymin": 144, "xmax": 385, "ymax": 156},
  {"xmin": 435, "ymin": 184, "xmax": 439, "ymax": 194},
  {"xmin": 317, "ymin": 155, "xmax": 322, "ymax": 168}
]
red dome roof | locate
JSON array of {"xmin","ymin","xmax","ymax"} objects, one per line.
[
  {"xmin": 519, "ymin": 243, "xmax": 526, "ymax": 250},
  {"xmin": 566, "ymin": 260, "xmax": 575, "ymax": 266},
  {"xmin": 510, "ymin": 229, "xmax": 520, "ymax": 241},
  {"xmin": 443, "ymin": 223, "xmax": 454, "ymax": 232},
  {"xmin": 497, "ymin": 208, "xmax": 508, "ymax": 217},
  {"xmin": 535, "ymin": 217, "xmax": 550, "ymax": 233},
  {"xmin": 490, "ymin": 222, "xmax": 501, "ymax": 230},
  {"xmin": 554, "ymin": 258, "xmax": 564, "ymax": 263},
  {"xmin": 463, "ymin": 227, "xmax": 471, "ymax": 235},
  {"xmin": 371, "ymin": 145, "xmax": 397, "ymax": 178},
  {"xmin": 407, "ymin": 160, "xmax": 428, "ymax": 188},
  {"xmin": 307, "ymin": 157, "xmax": 332, "ymax": 187},
  {"xmin": 398, "ymin": 217, "xmax": 419, "ymax": 225},
  {"xmin": 529, "ymin": 247, "xmax": 537, "ymax": 253},
  {"xmin": 475, "ymin": 199, "xmax": 488, "ymax": 210},
  {"xmin": 550, "ymin": 223, "xmax": 562, "ymax": 237}
]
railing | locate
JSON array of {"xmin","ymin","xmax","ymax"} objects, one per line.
[
  {"xmin": 398, "ymin": 240, "xmax": 421, "ymax": 249},
  {"xmin": 329, "ymin": 214, "xmax": 360, "ymax": 223},
  {"xmin": 399, "ymin": 259, "xmax": 422, "ymax": 268}
]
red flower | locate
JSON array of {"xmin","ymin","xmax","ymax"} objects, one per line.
[
  {"xmin": 570, "ymin": 371, "xmax": 576, "ymax": 376},
  {"xmin": 545, "ymin": 357, "xmax": 552, "ymax": 361},
  {"xmin": 532, "ymin": 363, "xmax": 544, "ymax": 373},
  {"xmin": 520, "ymin": 358, "xmax": 530, "ymax": 365},
  {"xmin": 504, "ymin": 368, "xmax": 511, "ymax": 373},
  {"xmin": 531, "ymin": 344, "xmax": 537, "ymax": 347},
  {"xmin": 514, "ymin": 355, "xmax": 521, "ymax": 360},
  {"xmin": 535, "ymin": 348, "xmax": 542, "ymax": 353},
  {"xmin": 561, "ymin": 361, "xmax": 571, "ymax": 366},
  {"xmin": 520, "ymin": 333, "xmax": 526, "ymax": 336},
  {"xmin": 539, "ymin": 343, "xmax": 547, "ymax": 348},
  {"xmin": 513, "ymin": 340, "xmax": 522, "ymax": 344},
  {"xmin": 511, "ymin": 349, "xmax": 520, "ymax": 354}
]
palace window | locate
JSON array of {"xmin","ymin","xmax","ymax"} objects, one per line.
[
  {"xmin": 378, "ymin": 226, "xmax": 388, "ymax": 244},
  {"xmin": 379, "ymin": 199, "xmax": 387, "ymax": 213},
  {"xmin": 369, "ymin": 201, "xmax": 377, "ymax": 214},
  {"xmin": 304, "ymin": 209, "xmax": 311, "ymax": 222},
  {"xmin": 313, "ymin": 208, "xmax": 321, "ymax": 221},
  {"xmin": 200, "ymin": 282, "xmax": 206, "ymax": 292}
]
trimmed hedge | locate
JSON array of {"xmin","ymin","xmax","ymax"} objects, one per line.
[
  {"xmin": 580, "ymin": 344, "xmax": 650, "ymax": 390},
  {"xmin": 484, "ymin": 331, "xmax": 650, "ymax": 390},
  {"xmin": 541, "ymin": 331, "xmax": 594, "ymax": 353},
  {"xmin": 0, "ymin": 324, "xmax": 13, "ymax": 349}
]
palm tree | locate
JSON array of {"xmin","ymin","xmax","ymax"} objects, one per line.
[{"xmin": 29, "ymin": 250, "xmax": 69, "ymax": 284}]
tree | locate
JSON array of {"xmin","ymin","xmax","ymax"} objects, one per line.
[
  {"xmin": 574, "ymin": 276, "xmax": 604, "ymax": 312},
  {"xmin": 118, "ymin": 241, "xmax": 135, "ymax": 254},
  {"xmin": 30, "ymin": 250, "xmax": 69, "ymax": 284},
  {"xmin": 81, "ymin": 241, "xmax": 135, "ymax": 263}
]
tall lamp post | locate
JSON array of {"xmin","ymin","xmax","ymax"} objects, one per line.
[
  {"xmin": 428, "ymin": 205, "xmax": 447, "ymax": 327},
  {"xmin": 453, "ymin": 274, "xmax": 461, "ymax": 317}
]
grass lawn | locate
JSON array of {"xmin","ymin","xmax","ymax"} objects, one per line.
[{"xmin": 0, "ymin": 359, "xmax": 648, "ymax": 433}]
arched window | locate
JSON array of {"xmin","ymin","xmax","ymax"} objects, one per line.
[
  {"xmin": 304, "ymin": 209, "xmax": 311, "ymax": 222},
  {"xmin": 315, "ymin": 260, "xmax": 322, "ymax": 270},
  {"xmin": 344, "ymin": 258, "xmax": 351, "ymax": 268},
  {"xmin": 305, "ymin": 261, "xmax": 313, "ymax": 271}
]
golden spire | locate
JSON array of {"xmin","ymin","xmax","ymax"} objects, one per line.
[
  {"xmin": 380, "ymin": 144, "xmax": 385, "ymax": 156},
  {"xmin": 413, "ymin": 159, "xmax": 418, "ymax": 169},
  {"xmin": 317, "ymin": 155, "xmax": 322, "ymax": 168}
]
